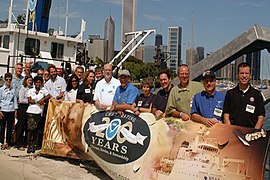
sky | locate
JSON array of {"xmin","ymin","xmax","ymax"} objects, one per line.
[{"xmin": 1, "ymin": 0, "xmax": 270, "ymax": 77}]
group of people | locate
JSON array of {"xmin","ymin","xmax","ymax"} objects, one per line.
[
  {"xmin": 0, "ymin": 61, "xmax": 265, "ymax": 154},
  {"xmin": 165, "ymin": 62, "xmax": 265, "ymax": 129}
]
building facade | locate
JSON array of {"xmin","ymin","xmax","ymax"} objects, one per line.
[
  {"xmin": 104, "ymin": 15, "xmax": 115, "ymax": 62},
  {"xmin": 121, "ymin": 0, "xmax": 136, "ymax": 48},
  {"xmin": 88, "ymin": 35, "xmax": 105, "ymax": 63},
  {"xmin": 168, "ymin": 27, "xmax": 182, "ymax": 73}
]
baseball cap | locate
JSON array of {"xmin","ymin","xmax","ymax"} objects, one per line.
[
  {"xmin": 118, "ymin": 69, "xmax": 131, "ymax": 77},
  {"xmin": 202, "ymin": 69, "xmax": 215, "ymax": 79}
]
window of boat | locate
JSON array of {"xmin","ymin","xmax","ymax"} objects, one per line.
[
  {"xmin": 25, "ymin": 38, "xmax": 40, "ymax": 56},
  {"xmin": 51, "ymin": 42, "xmax": 64, "ymax": 59},
  {"xmin": 3, "ymin": 35, "xmax": 10, "ymax": 49},
  {"xmin": 0, "ymin": 36, "xmax": 2, "ymax": 47}
]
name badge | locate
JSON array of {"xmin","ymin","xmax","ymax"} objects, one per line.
[
  {"xmin": 246, "ymin": 104, "xmax": 255, "ymax": 114},
  {"xmin": 214, "ymin": 108, "xmax": 222, "ymax": 117},
  {"xmin": 138, "ymin": 101, "xmax": 143, "ymax": 106},
  {"xmin": 190, "ymin": 98, "xmax": 193, "ymax": 108},
  {"xmin": 85, "ymin": 89, "xmax": 91, "ymax": 93}
]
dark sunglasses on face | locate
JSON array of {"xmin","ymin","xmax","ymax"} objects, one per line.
[{"xmin": 5, "ymin": 78, "xmax": 12, "ymax": 81}]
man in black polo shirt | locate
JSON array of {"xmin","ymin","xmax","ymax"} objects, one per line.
[
  {"xmin": 152, "ymin": 70, "xmax": 173, "ymax": 119},
  {"xmin": 223, "ymin": 62, "xmax": 265, "ymax": 129}
]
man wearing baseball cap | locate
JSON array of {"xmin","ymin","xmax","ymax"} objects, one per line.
[
  {"xmin": 110, "ymin": 69, "xmax": 138, "ymax": 114},
  {"xmin": 191, "ymin": 69, "xmax": 226, "ymax": 127}
]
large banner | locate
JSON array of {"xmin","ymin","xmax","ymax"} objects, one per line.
[{"xmin": 42, "ymin": 100, "xmax": 270, "ymax": 180}]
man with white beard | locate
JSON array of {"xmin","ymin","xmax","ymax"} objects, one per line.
[{"xmin": 93, "ymin": 64, "xmax": 120, "ymax": 110}]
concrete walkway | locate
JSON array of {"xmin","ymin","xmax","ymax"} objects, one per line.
[{"xmin": 0, "ymin": 147, "xmax": 111, "ymax": 180}]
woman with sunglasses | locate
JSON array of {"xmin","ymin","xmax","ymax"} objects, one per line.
[
  {"xmin": 0, "ymin": 72, "xmax": 18, "ymax": 150},
  {"xmin": 65, "ymin": 74, "xmax": 79, "ymax": 103}
]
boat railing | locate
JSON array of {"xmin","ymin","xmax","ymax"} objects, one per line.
[{"xmin": 6, "ymin": 55, "xmax": 76, "ymax": 73}]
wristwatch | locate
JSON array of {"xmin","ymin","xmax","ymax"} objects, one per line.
[{"xmin": 180, "ymin": 112, "xmax": 183, "ymax": 118}]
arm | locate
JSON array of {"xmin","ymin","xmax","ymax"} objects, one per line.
[
  {"xmin": 18, "ymin": 87, "xmax": 28, "ymax": 104},
  {"xmin": 38, "ymin": 94, "xmax": 52, "ymax": 105},
  {"xmin": 152, "ymin": 96, "xmax": 164, "ymax": 119},
  {"xmin": 95, "ymin": 100, "xmax": 108, "ymax": 110},
  {"xmin": 255, "ymin": 115, "xmax": 264, "ymax": 129},
  {"xmin": 191, "ymin": 113, "xmax": 218, "ymax": 127},
  {"xmin": 223, "ymin": 113, "xmax": 231, "ymax": 125},
  {"xmin": 28, "ymin": 96, "xmax": 36, "ymax": 104},
  {"xmin": 139, "ymin": 103, "xmax": 152, "ymax": 113},
  {"xmin": 56, "ymin": 91, "xmax": 65, "ymax": 100},
  {"xmin": 113, "ymin": 103, "xmax": 133, "ymax": 111}
]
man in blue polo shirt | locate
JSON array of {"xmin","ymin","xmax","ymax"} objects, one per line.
[
  {"xmin": 191, "ymin": 70, "xmax": 225, "ymax": 127},
  {"xmin": 110, "ymin": 70, "xmax": 138, "ymax": 114}
]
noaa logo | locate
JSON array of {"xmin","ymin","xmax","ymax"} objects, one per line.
[
  {"xmin": 106, "ymin": 119, "xmax": 121, "ymax": 140},
  {"xmin": 84, "ymin": 111, "xmax": 150, "ymax": 164},
  {"xmin": 29, "ymin": 0, "xmax": 37, "ymax": 12}
]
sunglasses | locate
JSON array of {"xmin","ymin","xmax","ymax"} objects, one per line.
[
  {"xmin": 5, "ymin": 78, "xmax": 12, "ymax": 81},
  {"xmin": 72, "ymin": 80, "xmax": 78, "ymax": 83}
]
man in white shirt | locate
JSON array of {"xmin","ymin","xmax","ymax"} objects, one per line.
[
  {"xmin": 93, "ymin": 64, "xmax": 120, "ymax": 110},
  {"xmin": 44, "ymin": 65, "xmax": 67, "ymax": 100}
]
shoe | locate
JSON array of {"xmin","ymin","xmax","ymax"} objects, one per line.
[
  {"xmin": 5, "ymin": 144, "xmax": 10, "ymax": 150},
  {"xmin": 1, "ymin": 144, "xmax": 5, "ymax": 150},
  {"xmin": 27, "ymin": 147, "xmax": 31, "ymax": 154},
  {"xmin": 31, "ymin": 146, "xmax": 35, "ymax": 153}
]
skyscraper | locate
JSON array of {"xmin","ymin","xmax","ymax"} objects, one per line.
[
  {"xmin": 155, "ymin": 34, "xmax": 163, "ymax": 46},
  {"xmin": 186, "ymin": 47, "xmax": 197, "ymax": 67},
  {"xmin": 104, "ymin": 15, "xmax": 115, "ymax": 62},
  {"xmin": 88, "ymin": 35, "xmax": 105, "ymax": 63},
  {"xmin": 168, "ymin": 27, "xmax": 182, "ymax": 73},
  {"xmin": 196, "ymin": 46, "xmax": 204, "ymax": 62},
  {"xmin": 121, "ymin": 0, "xmax": 136, "ymax": 48}
]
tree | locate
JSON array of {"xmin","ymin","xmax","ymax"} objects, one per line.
[{"xmin": 122, "ymin": 56, "xmax": 160, "ymax": 82}]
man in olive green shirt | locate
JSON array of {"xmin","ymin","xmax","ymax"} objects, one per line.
[{"xmin": 165, "ymin": 64, "xmax": 204, "ymax": 121}]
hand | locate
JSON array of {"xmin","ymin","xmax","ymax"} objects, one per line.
[
  {"xmin": 181, "ymin": 112, "xmax": 190, "ymax": 121},
  {"xmin": 100, "ymin": 104, "xmax": 107, "ymax": 111},
  {"xmin": 0, "ymin": 112, "xmax": 4, "ymax": 120},
  {"xmin": 134, "ymin": 109, "xmax": 140, "ymax": 116},
  {"xmin": 79, "ymin": 100, "xmax": 84, "ymax": 108},
  {"xmin": 155, "ymin": 110, "xmax": 164, "ymax": 119},
  {"xmin": 203, "ymin": 118, "xmax": 219, "ymax": 127},
  {"xmin": 38, "ymin": 99, "xmax": 45, "ymax": 105}
]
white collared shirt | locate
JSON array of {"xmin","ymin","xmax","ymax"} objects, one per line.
[
  {"xmin": 93, "ymin": 77, "xmax": 120, "ymax": 106},
  {"xmin": 44, "ymin": 76, "xmax": 67, "ymax": 98}
]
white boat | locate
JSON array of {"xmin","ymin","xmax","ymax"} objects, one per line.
[
  {"xmin": 153, "ymin": 127, "xmax": 251, "ymax": 180},
  {"xmin": 0, "ymin": 0, "xmax": 86, "ymax": 75}
]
